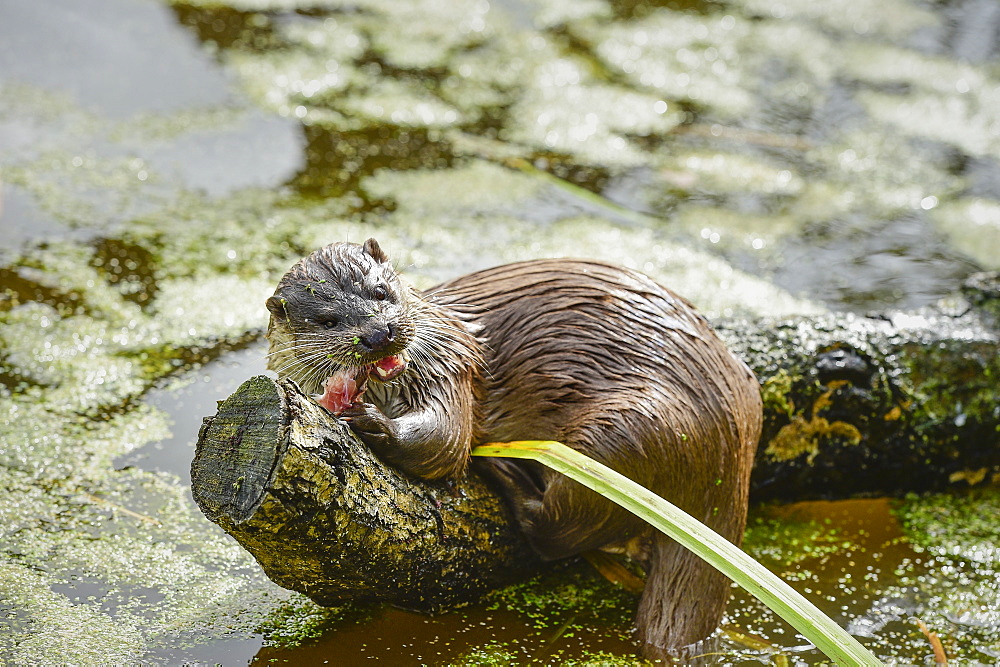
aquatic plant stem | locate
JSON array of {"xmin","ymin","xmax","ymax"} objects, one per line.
[{"xmin": 471, "ymin": 440, "xmax": 883, "ymax": 667}]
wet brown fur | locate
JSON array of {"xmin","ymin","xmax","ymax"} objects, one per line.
[{"xmin": 266, "ymin": 240, "xmax": 762, "ymax": 656}]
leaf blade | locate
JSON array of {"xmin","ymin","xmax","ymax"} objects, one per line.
[{"xmin": 472, "ymin": 440, "xmax": 882, "ymax": 667}]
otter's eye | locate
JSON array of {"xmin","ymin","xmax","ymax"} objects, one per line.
[
  {"xmin": 323, "ymin": 319, "xmax": 338, "ymax": 329},
  {"xmin": 373, "ymin": 285, "xmax": 389, "ymax": 301}
]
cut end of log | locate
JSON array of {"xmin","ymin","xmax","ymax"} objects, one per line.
[{"xmin": 192, "ymin": 375, "xmax": 288, "ymax": 525}]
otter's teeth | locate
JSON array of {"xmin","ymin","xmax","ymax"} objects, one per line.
[{"xmin": 374, "ymin": 364, "xmax": 391, "ymax": 380}]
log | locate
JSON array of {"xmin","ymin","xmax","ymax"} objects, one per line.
[
  {"xmin": 720, "ymin": 273, "xmax": 1000, "ymax": 502},
  {"xmin": 191, "ymin": 274, "xmax": 999, "ymax": 612},
  {"xmin": 191, "ymin": 375, "xmax": 539, "ymax": 612}
]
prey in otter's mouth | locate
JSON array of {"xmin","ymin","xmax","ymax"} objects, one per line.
[{"xmin": 316, "ymin": 354, "xmax": 407, "ymax": 415}]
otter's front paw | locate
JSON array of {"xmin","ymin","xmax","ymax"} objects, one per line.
[{"xmin": 341, "ymin": 402, "xmax": 398, "ymax": 452}]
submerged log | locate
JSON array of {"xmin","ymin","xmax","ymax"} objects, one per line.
[{"xmin": 192, "ymin": 275, "xmax": 999, "ymax": 612}]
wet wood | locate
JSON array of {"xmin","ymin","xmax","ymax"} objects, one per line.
[{"xmin": 192, "ymin": 376, "xmax": 539, "ymax": 612}]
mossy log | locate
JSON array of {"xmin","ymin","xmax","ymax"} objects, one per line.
[
  {"xmin": 191, "ymin": 375, "xmax": 540, "ymax": 612},
  {"xmin": 192, "ymin": 275, "xmax": 998, "ymax": 611},
  {"xmin": 719, "ymin": 272, "xmax": 1000, "ymax": 502}
]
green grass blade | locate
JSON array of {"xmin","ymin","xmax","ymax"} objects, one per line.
[{"xmin": 472, "ymin": 440, "xmax": 882, "ymax": 667}]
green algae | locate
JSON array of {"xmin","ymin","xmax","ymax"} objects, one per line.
[
  {"xmin": 357, "ymin": 0, "xmax": 494, "ymax": 71},
  {"xmin": 738, "ymin": 499, "xmax": 935, "ymax": 663},
  {"xmin": 0, "ymin": 561, "xmax": 146, "ymax": 664},
  {"xmin": 578, "ymin": 10, "xmax": 840, "ymax": 122},
  {"xmin": 362, "ymin": 159, "xmax": 545, "ymax": 215},
  {"xmin": 278, "ymin": 15, "xmax": 368, "ymax": 63},
  {"xmin": 437, "ymin": 31, "xmax": 556, "ymax": 118},
  {"xmin": 120, "ymin": 190, "xmax": 351, "ymax": 279},
  {"xmin": 0, "ymin": 84, "xmax": 302, "ymax": 244},
  {"xmin": 842, "ymin": 44, "xmax": 1000, "ymax": 159},
  {"xmin": 215, "ymin": 0, "xmax": 493, "ymax": 128},
  {"xmin": 859, "ymin": 89, "xmax": 1000, "ymax": 160},
  {"xmin": 474, "ymin": 560, "xmax": 641, "ymax": 661},
  {"xmin": 503, "ymin": 61, "xmax": 685, "ymax": 168},
  {"xmin": 257, "ymin": 596, "xmax": 364, "ymax": 646},
  {"xmin": 930, "ymin": 198, "xmax": 1000, "ymax": 270},
  {"xmin": 656, "ymin": 149, "xmax": 804, "ymax": 196},
  {"xmin": 794, "ymin": 128, "xmax": 965, "ymax": 220},
  {"xmin": 896, "ymin": 490, "xmax": 1000, "ymax": 563},
  {"xmin": 735, "ymin": 0, "xmax": 936, "ymax": 42},
  {"xmin": 446, "ymin": 644, "xmax": 523, "ymax": 666},
  {"xmin": 486, "ymin": 561, "xmax": 637, "ymax": 633},
  {"xmin": 360, "ymin": 160, "xmax": 824, "ymax": 319},
  {"xmin": 0, "ymin": 101, "xmax": 355, "ymax": 664},
  {"xmin": 670, "ymin": 204, "xmax": 801, "ymax": 261},
  {"xmin": 0, "ymin": 308, "xmax": 149, "ymax": 414},
  {"xmin": 582, "ymin": 12, "xmax": 757, "ymax": 118},
  {"xmin": 744, "ymin": 505, "xmax": 863, "ymax": 568},
  {"xmin": 339, "ymin": 79, "xmax": 466, "ymax": 129},
  {"xmin": 885, "ymin": 490, "xmax": 1000, "ymax": 664},
  {"xmin": 0, "ymin": 83, "xmax": 103, "ymax": 169},
  {"xmin": 203, "ymin": 0, "xmax": 496, "ymax": 72},
  {"xmin": 0, "ymin": 415, "xmax": 331, "ymax": 660},
  {"xmin": 448, "ymin": 645, "xmax": 648, "ymax": 667},
  {"xmin": 530, "ymin": 0, "xmax": 612, "ymax": 30},
  {"xmin": 110, "ymin": 106, "xmax": 254, "ymax": 144},
  {"xmin": 224, "ymin": 48, "xmax": 361, "ymax": 124},
  {"xmin": 440, "ymin": 494, "xmax": 996, "ymax": 664},
  {"xmin": 2, "ymin": 152, "xmax": 161, "ymax": 232},
  {"xmin": 896, "ymin": 339, "xmax": 1000, "ymax": 448},
  {"xmin": 842, "ymin": 42, "xmax": 988, "ymax": 98},
  {"xmin": 0, "ymin": 227, "xmax": 317, "ymax": 662}
]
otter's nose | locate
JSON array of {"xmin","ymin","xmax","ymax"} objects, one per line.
[{"xmin": 360, "ymin": 323, "xmax": 395, "ymax": 352}]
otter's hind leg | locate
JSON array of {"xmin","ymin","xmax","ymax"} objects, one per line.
[
  {"xmin": 474, "ymin": 457, "xmax": 546, "ymax": 518},
  {"xmin": 513, "ymin": 472, "xmax": 645, "ymax": 561}
]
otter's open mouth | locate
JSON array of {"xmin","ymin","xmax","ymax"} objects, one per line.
[
  {"xmin": 315, "ymin": 354, "xmax": 407, "ymax": 415},
  {"xmin": 371, "ymin": 354, "xmax": 407, "ymax": 382}
]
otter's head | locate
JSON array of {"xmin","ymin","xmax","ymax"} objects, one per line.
[{"xmin": 265, "ymin": 238, "xmax": 415, "ymax": 395}]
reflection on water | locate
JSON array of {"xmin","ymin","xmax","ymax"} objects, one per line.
[{"xmin": 0, "ymin": 0, "xmax": 233, "ymax": 117}]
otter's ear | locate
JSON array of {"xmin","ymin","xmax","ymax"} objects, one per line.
[
  {"xmin": 363, "ymin": 238, "xmax": 389, "ymax": 264},
  {"xmin": 266, "ymin": 295, "xmax": 288, "ymax": 321}
]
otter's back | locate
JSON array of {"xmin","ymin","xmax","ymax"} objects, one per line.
[{"xmin": 426, "ymin": 259, "xmax": 760, "ymax": 488}]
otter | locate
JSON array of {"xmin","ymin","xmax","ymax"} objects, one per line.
[{"xmin": 265, "ymin": 238, "xmax": 762, "ymax": 657}]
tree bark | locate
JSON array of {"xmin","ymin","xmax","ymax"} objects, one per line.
[
  {"xmin": 192, "ymin": 375, "xmax": 540, "ymax": 612},
  {"xmin": 192, "ymin": 275, "xmax": 999, "ymax": 611}
]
